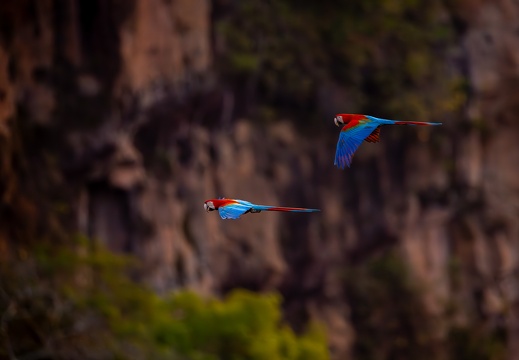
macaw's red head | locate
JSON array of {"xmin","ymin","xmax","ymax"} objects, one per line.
[
  {"xmin": 204, "ymin": 198, "xmax": 235, "ymax": 212},
  {"xmin": 334, "ymin": 114, "xmax": 363, "ymax": 127}
]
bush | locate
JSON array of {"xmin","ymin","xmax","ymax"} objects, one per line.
[{"xmin": 0, "ymin": 236, "xmax": 329, "ymax": 360}]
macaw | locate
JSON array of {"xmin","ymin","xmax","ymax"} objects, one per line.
[
  {"xmin": 333, "ymin": 114, "xmax": 442, "ymax": 169},
  {"xmin": 204, "ymin": 198, "xmax": 320, "ymax": 220}
]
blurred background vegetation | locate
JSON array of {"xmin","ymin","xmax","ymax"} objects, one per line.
[{"xmin": 0, "ymin": 238, "xmax": 328, "ymax": 359}]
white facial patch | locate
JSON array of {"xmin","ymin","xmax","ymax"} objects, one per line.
[{"xmin": 204, "ymin": 201, "xmax": 215, "ymax": 211}]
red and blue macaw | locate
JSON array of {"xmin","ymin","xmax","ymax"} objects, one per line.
[
  {"xmin": 204, "ymin": 198, "xmax": 320, "ymax": 220},
  {"xmin": 333, "ymin": 114, "xmax": 442, "ymax": 169}
]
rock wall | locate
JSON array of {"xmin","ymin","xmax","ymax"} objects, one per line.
[
  {"xmin": 452, "ymin": 0, "xmax": 519, "ymax": 356},
  {"xmin": 1, "ymin": 0, "xmax": 519, "ymax": 359}
]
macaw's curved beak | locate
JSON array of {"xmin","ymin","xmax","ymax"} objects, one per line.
[
  {"xmin": 334, "ymin": 116, "xmax": 343, "ymax": 127},
  {"xmin": 204, "ymin": 203, "xmax": 209, "ymax": 212}
]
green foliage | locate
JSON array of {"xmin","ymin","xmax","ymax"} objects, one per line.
[
  {"xmin": 0, "ymin": 236, "xmax": 329, "ymax": 360},
  {"xmin": 155, "ymin": 291, "xmax": 328, "ymax": 360}
]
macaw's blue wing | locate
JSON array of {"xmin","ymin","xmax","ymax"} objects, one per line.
[
  {"xmin": 334, "ymin": 124, "xmax": 379, "ymax": 169},
  {"xmin": 218, "ymin": 202, "xmax": 253, "ymax": 220}
]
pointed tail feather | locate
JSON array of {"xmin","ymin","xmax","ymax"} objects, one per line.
[
  {"xmin": 253, "ymin": 205, "xmax": 320, "ymax": 213},
  {"xmin": 394, "ymin": 121, "xmax": 442, "ymax": 126}
]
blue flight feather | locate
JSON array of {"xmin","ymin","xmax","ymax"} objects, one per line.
[
  {"xmin": 334, "ymin": 123, "xmax": 379, "ymax": 169},
  {"xmin": 218, "ymin": 200, "xmax": 255, "ymax": 220}
]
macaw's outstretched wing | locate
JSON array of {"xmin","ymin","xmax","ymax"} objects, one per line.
[
  {"xmin": 334, "ymin": 123, "xmax": 379, "ymax": 169},
  {"xmin": 218, "ymin": 202, "xmax": 253, "ymax": 220}
]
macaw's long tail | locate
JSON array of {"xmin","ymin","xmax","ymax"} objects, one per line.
[
  {"xmin": 366, "ymin": 116, "xmax": 442, "ymax": 126},
  {"xmin": 253, "ymin": 205, "xmax": 320, "ymax": 213},
  {"xmin": 393, "ymin": 120, "xmax": 442, "ymax": 126}
]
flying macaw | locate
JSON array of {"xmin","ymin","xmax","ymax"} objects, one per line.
[
  {"xmin": 204, "ymin": 198, "xmax": 320, "ymax": 220},
  {"xmin": 333, "ymin": 114, "xmax": 442, "ymax": 169}
]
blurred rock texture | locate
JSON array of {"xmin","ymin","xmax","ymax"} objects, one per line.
[{"xmin": 1, "ymin": 0, "xmax": 519, "ymax": 358}]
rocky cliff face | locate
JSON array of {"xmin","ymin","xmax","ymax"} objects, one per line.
[
  {"xmin": 1, "ymin": 0, "xmax": 519, "ymax": 359},
  {"xmin": 450, "ymin": 0, "xmax": 519, "ymax": 356}
]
